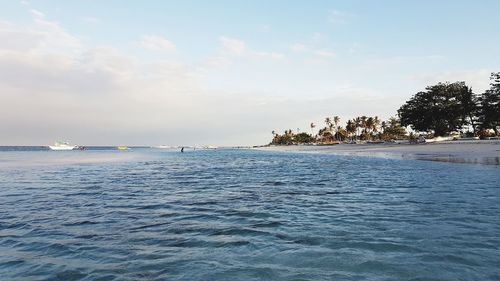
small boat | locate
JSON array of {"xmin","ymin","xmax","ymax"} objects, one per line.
[
  {"xmin": 367, "ymin": 140, "xmax": 385, "ymax": 144},
  {"xmin": 424, "ymin": 136, "xmax": 454, "ymax": 143},
  {"xmin": 318, "ymin": 141, "xmax": 340, "ymax": 146},
  {"xmin": 195, "ymin": 145, "xmax": 217, "ymax": 150},
  {"xmin": 48, "ymin": 141, "xmax": 78, "ymax": 151},
  {"xmin": 152, "ymin": 145, "xmax": 174, "ymax": 149},
  {"xmin": 117, "ymin": 146, "xmax": 129, "ymax": 150}
]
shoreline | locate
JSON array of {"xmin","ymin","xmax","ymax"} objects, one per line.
[{"xmin": 253, "ymin": 141, "xmax": 500, "ymax": 166}]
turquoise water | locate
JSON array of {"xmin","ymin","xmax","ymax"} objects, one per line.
[{"xmin": 0, "ymin": 148, "xmax": 499, "ymax": 280}]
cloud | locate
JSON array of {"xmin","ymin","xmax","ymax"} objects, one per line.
[
  {"xmin": 311, "ymin": 32, "xmax": 323, "ymax": 42},
  {"xmin": 289, "ymin": 42, "xmax": 336, "ymax": 62},
  {"xmin": 30, "ymin": 9, "xmax": 45, "ymax": 18},
  {"xmin": 290, "ymin": 43, "xmax": 307, "ymax": 52},
  {"xmin": 409, "ymin": 69, "xmax": 492, "ymax": 94},
  {"xmin": 0, "ymin": 17, "xmax": 293, "ymax": 146},
  {"xmin": 140, "ymin": 35, "xmax": 176, "ymax": 52},
  {"xmin": 254, "ymin": 51, "xmax": 285, "ymax": 60},
  {"xmin": 82, "ymin": 17, "xmax": 100, "ymax": 24},
  {"xmin": 328, "ymin": 9, "xmax": 351, "ymax": 24},
  {"xmin": 202, "ymin": 55, "xmax": 232, "ymax": 68},
  {"xmin": 219, "ymin": 36, "xmax": 285, "ymax": 61},
  {"xmin": 314, "ymin": 50, "xmax": 336, "ymax": 59},
  {"xmin": 0, "ymin": 10, "xmax": 398, "ymax": 146},
  {"xmin": 259, "ymin": 24, "xmax": 270, "ymax": 32},
  {"xmin": 220, "ymin": 36, "xmax": 247, "ymax": 55},
  {"xmin": 0, "ymin": 14, "xmax": 82, "ymax": 55}
]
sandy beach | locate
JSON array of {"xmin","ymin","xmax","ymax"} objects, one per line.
[{"xmin": 255, "ymin": 141, "xmax": 500, "ymax": 165}]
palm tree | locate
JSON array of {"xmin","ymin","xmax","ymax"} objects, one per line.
[
  {"xmin": 373, "ymin": 116, "xmax": 381, "ymax": 139},
  {"xmin": 333, "ymin": 116, "xmax": 340, "ymax": 127},
  {"xmin": 366, "ymin": 117, "xmax": 374, "ymax": 139},
  {"xmin": 381, "ymin": 121, "xmax": 387, "ymax": 134},
  {"xmin": 325, "ymin": 117, "xmax": 331, "ymax": 130},
  {"xmin": 346, "ymin": 119, "xmax": 356, "ymax": 140},
  {"xmin": 354, "ymin": 117, "xmax": 361, "ymax": 139},
  {"xmin": 336, "ymin": 126, "xmax": 344, "ymax": 141},
  {"xmin": 333, "ymin": 116, "xmax": 340, "ymax": 140},
  {"xmin": 310, "ymin": 122, "xmax": 316, "ymax": 137},
  {"xmin": 361, "ymin": 116, "xmax": 368, "ymax": 131}
]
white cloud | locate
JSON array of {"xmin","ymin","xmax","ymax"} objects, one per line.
[
  {"xmin": 328, "ymin": 9, "xmax": 351, "ymax": 24},
  {"xmin": 30, "ymin": 9, "xmax": 45, "ymax": 18},
  {"xmin": 220, "ymin": 36, "xmax": 247, "ymax": 55},
  {"xmin": 259, "ymin": 24, "xmax": 270, "ymax": 32},
  {"xmin": 0, "ymin": 10, "xmax": 401, "ymax": 146},
  {"xmin": 360, "ymin": 55, "xmax": 446, "ymax": 72},
  {"xmin": 289, "ymin": 42, "xmax": 336, "ymax": 62},
  {"xmin": 312, "ymin": 32, "xmax": 323, "ymax": 42},
  {"xmin": 0, "ymin": 14, "xmax": 82, "ymax": 55},
  {"xmin": 82, "ymin": 17, "xmax": 100, "ymax": 24},
  {"xmin": 140, "ymin": 35, "xmax": 176, "ymax": 52},
  {"xmin": 409, "ymin": 69, "xmax": 492, "ymax": 94},
  {"xmin": 290, "ymin": 43, "xmax": 307, "ymax": 52},
  {"xmin": 314, "ymin": 50, "xmax": 336, "ymax": 59},
  {"xmin": 202, "ymin": 55, "xmax": 232, "ymax": 68},
  {"xmin": 255, "ymin": 51, "xmax": 285, "ymax": 60},
  {"xmin": 0, "ymin": 19, "xmax": 294, "ymax": 146},
  {"xmin": 218, "ymin": 36, "xmax": 285, "ymax": 61}
]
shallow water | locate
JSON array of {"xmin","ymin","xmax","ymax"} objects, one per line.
[{"xmin": 0, "ymin": 148, "xmax": 499, "ymax": 280}]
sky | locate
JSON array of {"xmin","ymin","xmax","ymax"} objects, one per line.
[{"xmin": 0, "ymin": 0, "xmax": 499, "ymax": 146}]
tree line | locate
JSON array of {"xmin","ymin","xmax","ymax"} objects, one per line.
[{"xmin": 271, "ymin": 72, "xmax": 499, "ymax": 145}]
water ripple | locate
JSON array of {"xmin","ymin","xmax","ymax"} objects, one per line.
[{"xmin": 0, "ymin": 149, "xmax": 499, "ymax": 280}]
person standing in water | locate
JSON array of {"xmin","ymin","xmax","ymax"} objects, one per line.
[{"xmin": 181, "ymin": 147, "xmax": 184, "ymax": 153}]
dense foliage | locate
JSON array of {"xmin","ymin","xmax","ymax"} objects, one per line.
[
  {"xmin": 478, "ymin": 72, "xmax": 500, "ymax": 134},
  {"xmin": 397, "ymin": 82, "xmax": 473, "ymax": 136},
  {"xmin": 398, "ymin": 73, "xmax": 499, "ymax": 136},
  {"xmin": 270, "ymin": 72, "xmax": 499, "ymax": 144}
]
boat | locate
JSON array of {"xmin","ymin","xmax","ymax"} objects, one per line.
[
  {"xmin": 194, "ymin": 145, "xmax": 217, "ymax": 150},
  {"xmin": 424, "ymin": 136, "xmax": 455, "ymax": 143},
  {"xmin": 367, "ymin": 140, "xmax": 385, "ymax": 144},
  {"xmin": 318, "ymin": 141, "xmax": 340, "ymax": 146},
  {"xmin": 152, "ymin": 145, "xmax": 175, "ymax": 149},
  {"xmin": 117, "ymin": 146, "xmax": 129, "ymax": 150},
  {"xmin": 48, "ymin": 141, "xmax": 78, "ymax": 151}
]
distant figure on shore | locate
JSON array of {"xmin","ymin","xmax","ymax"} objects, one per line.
[{"xmin": 181, "ymin": 147, "xmax": 184, "ymax": 153}]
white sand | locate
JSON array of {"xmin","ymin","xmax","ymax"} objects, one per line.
[{"xmin": 254, "ymin": 141, "xmax": 500, "ymax": 165}]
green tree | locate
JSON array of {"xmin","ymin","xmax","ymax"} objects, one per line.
[
  {"xmin": 336, "ymin": 127, "xmax": 347, "ymax": 141},
  {"xmin": 478, "ymin": 72, "xmax": 500, "ymax": 134},
  {"xmin": 325, "ymin": 117, "xmax": 332, "ymax": 131},
  {"xmin": 310, "ymin": 122, "xmax": 316, "ymax": 136},
  {"xmin": 456, "ymin": 85, "xmax": 479, "ymax": 134},
  {"xmin": 333, "ymin": 116, "xmax": 340, "ymax": 140},
  {"xmin": 398, "ymin": 82, "xmax": 470, "ymax": 136},
  {"xmin": 346, "ymin": 119, "xmax": 356, "ymax": 140},
  {"xmin": 294, "ymin": 132, "xmax": 314, "ymax": 143},
  {"xmin": 381, "ymin": 117, "xmax": 406, "ymax": 139}
]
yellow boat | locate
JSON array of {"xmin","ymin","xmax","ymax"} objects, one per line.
[{"xmin": 117, "ymin": 146, "xmax": 129, "ymax": 150}]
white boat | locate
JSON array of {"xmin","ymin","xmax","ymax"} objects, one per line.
[
  {"xmin": 194, "ymin": 145, "xmax": 218, "ymax": 150},
  {"xmin": 48, "ymin": 141, "xmax": 78, "ymax": 151},
  {"xmin": 153, "ymin": 145, "xmax": 175, "ymax": 149},
  {"xmin": 424, "ymin": 136, "xmax": 455, "ymax": 143}
]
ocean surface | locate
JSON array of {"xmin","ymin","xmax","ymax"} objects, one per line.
[{"xmin": 0, "ymin": 147, "xmax": 499, "ymax": 280}]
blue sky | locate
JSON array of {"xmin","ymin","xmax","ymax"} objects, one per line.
[{"xmin": 0, "ymin": 1, "xmax": 499, "ymax": 145}]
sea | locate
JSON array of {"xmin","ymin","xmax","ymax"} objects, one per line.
[{"xmin": 0, "ymin": 147, "xmax": 499, "ymax": 280}]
